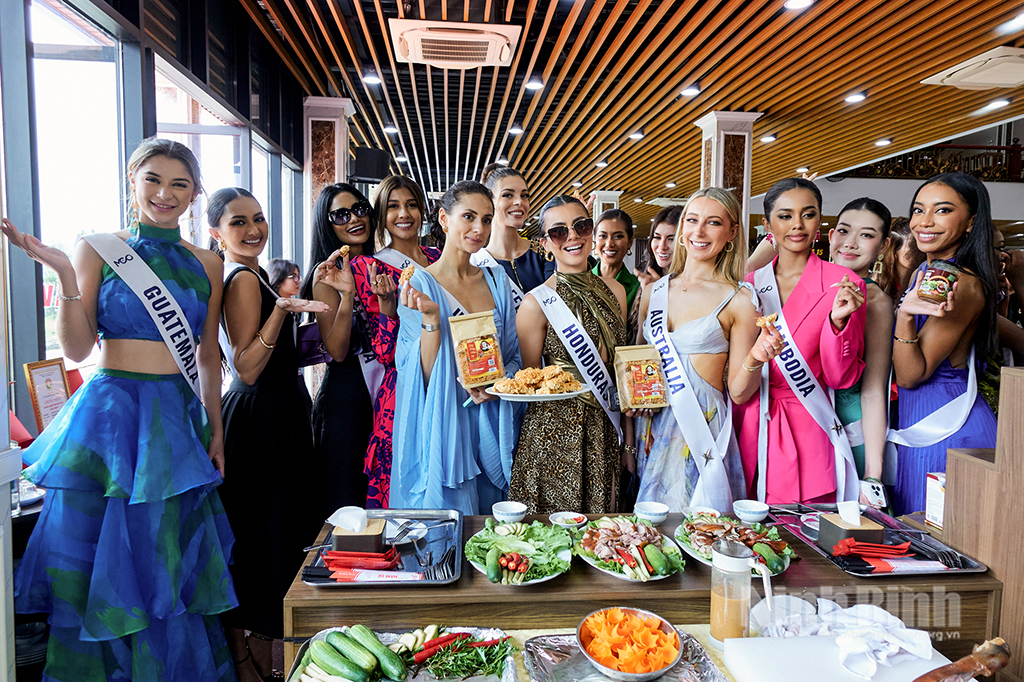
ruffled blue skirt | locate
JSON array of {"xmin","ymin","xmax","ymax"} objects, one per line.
[{"xmin": 15, "ymin": 368, "xmax": 238, "ymax": 682}]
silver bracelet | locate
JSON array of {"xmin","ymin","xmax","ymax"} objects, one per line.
[
  {"xmin": 421, "ymin": 322, "xmax": 441, "ymax": 332},
  {"xmin": 57, "ymin": 291, "xmax": 83, "ymax": 301}
]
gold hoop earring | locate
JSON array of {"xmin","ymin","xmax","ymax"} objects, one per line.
[
  {"xmin": 626, "ymin": 248, "xmax": 633, "ymax": 256},
  {"xmin": 724, "ymin": 241, "xmax": 734, "ymax": 253}
]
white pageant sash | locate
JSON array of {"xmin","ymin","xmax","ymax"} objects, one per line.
[
  {"xmin": 471, "ymin": 249, "xmax": 526, "ymax": 311},
  {"xmin": 533, "ymin": 284, "xmax": 622, "ymax": 443},
  {"xmin": 886, "ymin": 346, "xmax": 977, "ymax": 447},
  {"xmin": 753, "ymin": 263, "xmax": 860, "ymax": 503},
  {"xmin": 84, "ymin": 233, "xmax": 202, "ymax": 398},
  {"xmin": 350, "ymin": 287, "xmax": 387, "ymax": 399},
  {"xmin": 375, "ymin": 247, "xmax": 421, "ymax": 272},
  {"xmin": 648, "ymin": 277, "xmax": 734, "ymax": 510}
]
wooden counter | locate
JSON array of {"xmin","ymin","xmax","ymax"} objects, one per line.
[{"xmin": 283, "ymin": 514, "xmax": 1002, "ymax": 671}]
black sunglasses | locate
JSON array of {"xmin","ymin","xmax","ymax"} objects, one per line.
[
  {"xmin": 544, "ymin": 217, "xmax": 594, "ymax": 246},
  {"xmin": 328, "ymin": 201, "xmax": 372, "ymax": 225}
]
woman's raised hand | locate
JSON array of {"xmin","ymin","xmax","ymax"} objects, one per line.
[
  {"xmin": 315, "ymin": 248, "xmax": 355, "ymax": 296},
  {"xmin": 899, "ymin": 270, "xmax": 957, "ymax": 318},
  {"xmin": 748, "ymin": 320, "xmax": 785, "ymax": 365},
  {"xmin": 399, "ymin": 282, "xmax": 440, "ymax": 318},
  {"xmin": 368, "ymin": 262, "xmax": 396, "ymax": 300},
  {"xmin": 829, "ymin": 274, "xmax": 865, "ymax": 330},
  {"xmin": 1, "ymin": 218, "xmax": 73, "ymax": 275},
  {"xmin": 275, "ymin": 297, "xmax": 330, "ymax": 314}
]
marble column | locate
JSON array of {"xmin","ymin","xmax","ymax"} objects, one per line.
[
  {"xmin": 694, "ymin": 111, "xmax": 763, "ymax": 228},
  {"xmin": 303, "ymin": 96, "xmax": 355, "ymax": 211}
]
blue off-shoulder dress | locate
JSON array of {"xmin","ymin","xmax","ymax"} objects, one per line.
[
  {"xmin": 391, "ymin": 266, "xmax": 522, "ymax": 517},
  {"xmin": 14, "ymin": 223, "xmax": 238, "ymax": 682}
]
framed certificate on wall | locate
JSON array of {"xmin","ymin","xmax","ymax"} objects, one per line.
[{"xmin": 23, "ymin": 358, "xmax": 71, "ymax": 432}]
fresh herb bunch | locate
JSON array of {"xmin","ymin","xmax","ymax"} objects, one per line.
[{"xmin": 421, "ymin": 638, "xmax": 517, "ymax": 679}]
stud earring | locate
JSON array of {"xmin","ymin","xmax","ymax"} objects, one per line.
[{"xmin": 626, "ymin": 248, "xmax": 633, "ymax": 256}]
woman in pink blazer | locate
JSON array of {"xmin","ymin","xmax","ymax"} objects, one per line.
[{"xmin": 736, "ymin": 178, "xmax": 867, "ymax": 504}]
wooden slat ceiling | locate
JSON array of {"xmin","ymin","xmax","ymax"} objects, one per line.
[{"xmin": 245, "ymin": 0, "xmax": 1024, "ymax": 231}]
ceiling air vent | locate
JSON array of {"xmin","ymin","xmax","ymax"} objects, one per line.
[
  {"xmin": 922, "ymin": 47, "xmax": 1024, "ymax": 90},
  {"xmin": 389, "ymin": 19, "xmax": 521, "ymax": 70}
]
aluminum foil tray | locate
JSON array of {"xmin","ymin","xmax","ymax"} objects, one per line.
[
  {"xmin": 523, "ymin": 633, "xmax": 727, "ymax": 682},
  {"xmin": 288, "ymin": 626, "xmax": 516, "ymax": 682}
]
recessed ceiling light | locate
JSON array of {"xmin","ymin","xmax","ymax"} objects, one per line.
[
  {"xmin": 632, "ymin": 224, "xmax": 637, "ymax": 228},
  {"xmin": 395, "ymin": 155, "xmax": 407, "ymax": 162},
  {"xmin": 665, "ymin": 182, "xmax": 677, "ymax": 188},
  {"xmin": 633, "ymin": 197, "xmax": 643, "ymax": 203},
  {"xmin": 363, "ymin": 72, "xmax": 382, "ymax": 84},
  {"xmin": 875, "ymin": 138, "xmax": 892, "ymax": 146},
  {"xmin": 629, "ymin": 130, "xmax": 645, "ymax": 140},
  {"xmin": 983, "ymin": 99, "xmax": 1011, "ymax": 111},
  {"xmin": 822, "ymin": 222, "xmax": 830, "ymax": 227},
  {"xmin": 681, "ymin": 85, "xmax": 701, "ymax": 97},
  {"xmin": 996, "ymin": 11, "xmax": 1024, "ymax": 34},
  {"xmin": 1015, "ymin": 221, "xmax": 1024, "ymax": 225},
  {"xmin": 595, "ymin": 160, "xmax": 608, "ymax": 168},
  {"xmin": 796, "ymin": 166, "xmax": 810, "ymax": 173},
  {"xmin": 784, "ymin": 0, "xmax": 814, "ymax": 8},
  {"xmin": 497, "ymin": 157, "xmax": 509, "ymax": 165},
  {"xmin": 844, "ymin": 92, "xmax": 866, "ymax": 103},
  {"xmin": 572, "ymin": 181, "xmax": 583, "ymax": 187},
  {"xmin": 383, "ymin": 124, "xmax": 399, "ymax": 134},
  {"xmin": 760, "ymin": 135, "xmax": 777, "ymax": 143},
  {"xmin": 509, "ymin": 125, "xmax": 524, "ymax": 135},
  {"xmin": 525, "ymin": 78, "xmax": 544, "ymax": 90}
]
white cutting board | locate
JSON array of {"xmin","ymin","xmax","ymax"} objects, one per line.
[{"xmin": 724, "ymin": 636, "xmax": 950, "ymax": 682}]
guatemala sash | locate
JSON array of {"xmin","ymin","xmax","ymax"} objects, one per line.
[
  {"xmin": 648, "ymin": 276, "xmax": 734, "ymax": 510},
  {"xmin": 753, "ymin": 263, "xmax": 860, "ymax": 503},
  {"xmin": 471, "ymin": 249, "xmax": 526, "ymax": 311},
  {"xmin": 886, "ymin": 346, "xmax": 977, "ymax": 447},
  {"xmin": 84, "ymin": 233, "xmax": 202, "ymax": 398},
  {"xmin": 533, "ymin": 284, "xmax": 622, "ymax": 443}
]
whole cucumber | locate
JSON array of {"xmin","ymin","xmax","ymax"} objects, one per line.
[
  {"xmin": 643, "ymin": 544, "xmax": 669, "ymax": 576},
  {"xmin": 310, "ymin": 640, "xmax": 369, "ymax": 682},
  {"xmin": 485, "ymin": 547, "xmax": 501, "ymax": 583},
  {"xmin": 327, "ymin": 631, "xmax": 378, "ymax": 673},
  {"xmin": 752, "ymin": 542, "xmax": 785, "ymax": 574},
  {"xmin": 349, "ymin": 624, "xmax": 408, "ymax": 680}
]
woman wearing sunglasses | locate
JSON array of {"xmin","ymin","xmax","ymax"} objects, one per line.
[
  {"xmin": 470, "ymin": 164, "xmax": 555, "ymax": 309},
  {"xmin": 391, "ymin": 180, "xmax": 521, "ymax": 516},
  {"xmin": 510, "ymin": 196, "xmax": 629, "ymax": 514},
  {"xmin": 300, "ymin": 183, "xmax": 376, "ymax": 513},
  {"xmin": 349, "ymin": 175, "xmax": 440, "ymax": 508},
  {"xmin": 632, "ymin": 188, "xmax": 761, "ymax": 512}
]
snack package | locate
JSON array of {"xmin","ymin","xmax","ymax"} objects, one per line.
[
  {"xmin": 450, "ymin": 310, "xmax": 505, "ymax": 389},
  {"xmin": 614, "ymin": 345, "xmax": 669, "ymax": 410}
]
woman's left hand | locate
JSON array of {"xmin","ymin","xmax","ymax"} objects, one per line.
[
  {"xmin": 899, "ymin": 270, "xmax": 957, "ymax": 319},
  {"xmin": 459, "ymin": 378, "xmax": 497, "ymax": 404},
  {"xmin": 276, "ymin": 297, "xmax": 330, "ymax": 313},
  {"xmin": 368, "ymin": 262, "xmax": 398, "ymax": 318},
  {"xmin": 830, "ymin": 274, "xmax": 865, "ymax": 330},
  {"xmin": 208, "ymin": 434, "xmax": 226, "ymax": 479}
]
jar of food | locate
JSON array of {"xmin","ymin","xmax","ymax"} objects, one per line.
[{"xmin": 918, "ymin": 260, "xmax": 959, "ymax": 304}]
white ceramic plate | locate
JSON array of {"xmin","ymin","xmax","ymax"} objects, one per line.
[
  {"xmin": 384, "ymin": 519, "xmax": 428, "ymax": 545},
  {"xmin": 549, "ymin": 511, "xmax": 588, "ymax": 529},
  {"xmin": 485, "ymin": 387, "xmax": 591, "ymax": 402},
  {"xmin": 579, "ymin": 535, "xmax": 682, "ymax": 582},
  {"xmin": 18, "ymin": 480, "xmax": 44, "ymax": 506},
  {"xmin": 469, "ymin": 547, "xmax": 572, "ymax": 585},
  {"xmin": 674, "ymin": 523, "xmax": 791, "ymax": 575}
]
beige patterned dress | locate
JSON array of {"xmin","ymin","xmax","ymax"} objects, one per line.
[{"xmin": 510, "ymin": 272, "xmax": 627, "ymax": 514}]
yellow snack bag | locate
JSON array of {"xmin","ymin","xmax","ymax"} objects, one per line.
[
  {"xmin": 450, "ymin": 310, "xmax": 505, "ymax": 389},
  {"xmin": 614, "ymin": 345, "xmax": 669, "ymax": 410}
]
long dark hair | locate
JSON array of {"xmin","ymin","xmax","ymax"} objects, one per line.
[
  {"xmin": 646, "ymin": 205, "xmax": 683, "ymax": 278},
  {"xmin": 880, "ymin": 217, "xmax": 915, "ymax": 299},
  {"xmin": 301, "ymin": 183, "xmax": 374, "ymax": 300},
  {"xmin": 206, "ymin": 187, "xmax": 257, "ymax": 260},
  {"xmin": 909, "ymin": 172, "xmax": 998, "ymax": 359},
  {"xmin": 267, "ymin": 258, "xmax": 299, "ymax": 294},
  {"xmin": 763, "ymin": 177, "xmax": 822, "ymax": 216}
]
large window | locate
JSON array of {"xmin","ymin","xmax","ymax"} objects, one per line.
[{"xmin": 29, "ymin": 0, "xmax": 122, "ymax": 357}]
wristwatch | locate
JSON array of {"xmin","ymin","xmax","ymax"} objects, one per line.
[{"xmin": 421, "ymin": 322, "xmax": 441, "ymax": 332}]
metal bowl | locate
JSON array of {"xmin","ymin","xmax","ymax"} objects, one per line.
[{"xmin": 576, "ymin": 607, "xmax": 684, "ymax": 682}]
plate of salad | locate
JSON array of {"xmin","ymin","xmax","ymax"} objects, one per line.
[
  {"xmin": 464, "ymin": 518, "xmax": 573, "ymax": 586},
  {"xmin": 572, "ymin": 516, "xmax": 685, "ymax": 582},
  {"xmin": 674, "ymin": 511, "xmax": 796, "ymax": 575}
]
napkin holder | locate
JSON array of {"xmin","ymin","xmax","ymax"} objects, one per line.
[
  {"xmin": 817, "ymin": 513, "xmax": 883, "ymax": 555},
  {"xmin": 332, "ymin": 518, "xmax": 386, "ymax": 553}
]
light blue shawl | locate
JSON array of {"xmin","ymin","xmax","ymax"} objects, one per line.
[{"xmin": 392, "ymin": 265, "xmax": 522, "ymax": 516}]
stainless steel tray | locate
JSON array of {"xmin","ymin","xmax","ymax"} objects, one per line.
[
  {"xmin": 288, "ymin": 626, "xmax": 515, "ymax": 682},
  {"xmin": 769, "ymin": 504, "xmax": 988, "ymax": 577},
  {"xmin": 523, "ymin": 633, "xmax": 727, "ymax": 682},
  {"xmin": 302, "ymin": 508, "xmax": 463, "ymax": 587}
]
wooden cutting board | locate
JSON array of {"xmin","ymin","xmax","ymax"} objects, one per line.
[{"xmin": 724, "ymin": 635, "xmax": 950, "ymax": 682}]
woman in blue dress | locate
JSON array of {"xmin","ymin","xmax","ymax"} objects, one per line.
[
  {"xmin": 891, "ymin": 172, "xmax": 999, "ymax": 515},
  {"xmin": 2, "ymin": 138, "xmax": 237, "ymax": 681},
  {"xmin": 392, "ymin": 181, "xmax": 521, "ymax": 516}
]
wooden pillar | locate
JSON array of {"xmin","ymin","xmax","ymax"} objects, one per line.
[{"xmin": 694, "ymin": 111, "xmax": 762, "ymax": 228}]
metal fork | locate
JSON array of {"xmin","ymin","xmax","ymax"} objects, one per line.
[
  {"xmin": 388, "ymin": 518, "xmax": 457, "ymax": 544},
  {"xmin": 421, "ymin": 546, "xmax": 456, "ymax": 580}
]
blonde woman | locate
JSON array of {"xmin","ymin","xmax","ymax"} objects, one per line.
[{"xmin": 634, "ymin": 188, "xmax": 775, "ymax": 511}]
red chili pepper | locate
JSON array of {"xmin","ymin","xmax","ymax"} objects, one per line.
[
  {"xmin": 467, "ymin": 637, "xmax": 512, "ymax": 648},
  {"xmin": 498, "ymin": 555, "xmax": 508, "ymax": 568},
  {"xmin": 615, "ymin": 548, "xmax": 637, "ymax": 568},
  {"xmin": 517, "ymin": 561, "xmax": 529, "ymax": 574},
  {"xmin": 413, "ymin": 637, "xmax": 470, "ymax": 664},
  {"xmin": 637, "ymin": 548, "xmax": 655, "ymax": 574},
  {"xmin": 420, "ymin": 632, "xmax": 469, "ymax": 651}
]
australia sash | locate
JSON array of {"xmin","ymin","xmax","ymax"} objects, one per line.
[
  {"xmin": 533, "ymin": 284, "xmax": 622, "ymax": 442},
  {"xmin": 648, "ymin": 276, "xmax": 735, "ymax": 510},
  {"xmin": 84, "ymin": 233, "xmax": 201, "ymax": 398},
  {"xmin": 753, "ymin": 263, "xmax": 860, "ymax": 503},
  {"xmin": 471, "ymin": 249, "xmax": 526, "ymax": 311}
]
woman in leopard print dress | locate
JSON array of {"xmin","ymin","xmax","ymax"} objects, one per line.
[{"xmin": 510, "ymin": 196, "xmax": 630, "ymax": 514}]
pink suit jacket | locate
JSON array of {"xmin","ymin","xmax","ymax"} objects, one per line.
[{"xmin": 737, "ymin": 253, "xmax": 866, "ymax": 503}]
